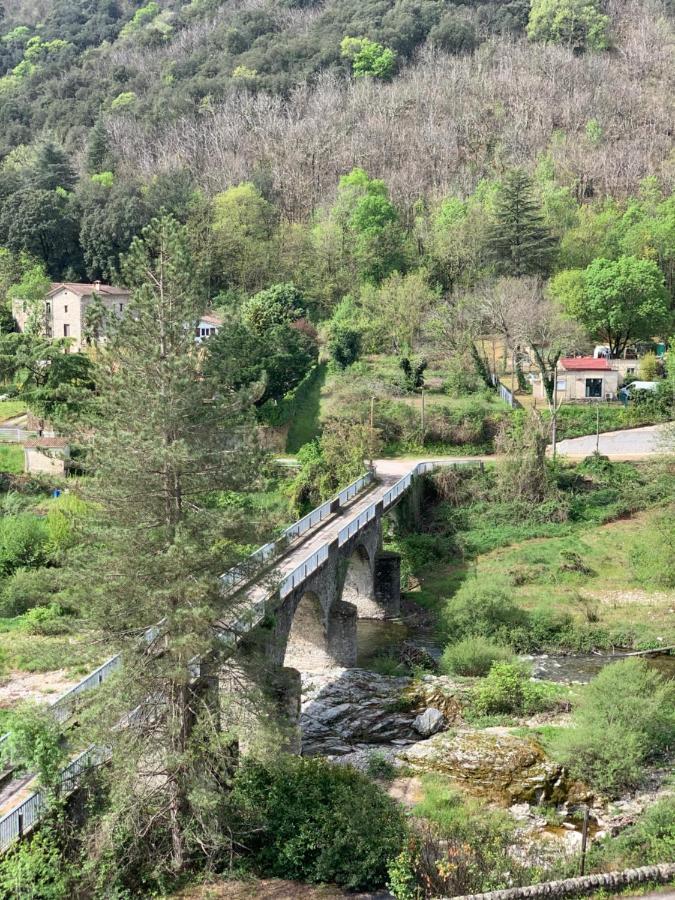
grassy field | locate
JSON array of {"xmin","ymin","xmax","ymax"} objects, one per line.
[
  {"xmin": 286, "ymin": 364, "xmax": 327, "ymax": 452},
  {"xmin": 389, "ymin": 459, "xmax": 675, "ymax": 652},
  {"xmin": 468, "ymin": 508, "xmax": 674, "ymax": 648},
  {"xmin": 0, "ymin": 444, "xmax": 23, "ymax": 474},
  {"xmin": 0, "ymin": 400, "xmax": 26, "ymax": 423}
]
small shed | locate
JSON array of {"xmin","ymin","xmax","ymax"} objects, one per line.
[
  {"xmin": 533, "ymin": 357, "xmax": 620, "ymax": 402},
  {"xmin": 23, "ymin": 437, "xmax": 70, "ymax": 476}
]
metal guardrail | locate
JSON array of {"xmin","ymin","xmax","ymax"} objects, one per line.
[
  {"xmin": 491, "ymin": 373, "xmax": 515, "ymax": 408},
  {"xmin": 0, "ymin": 428, "xmax": 57, "ymax": 443},
  {"xmin": 0, "ymin": 459, "xmax": 485, "ymax": 853},
  {"xmin": 0, "ymin": 745, "xmax": 102, "ymax": 852},
  {"xmin": 279, "ymin": 544, "xmax": 330, "ymax": 598},
  {"xmin": 219, "ymin": 472, "xmax": 373, "ymax": 591}
]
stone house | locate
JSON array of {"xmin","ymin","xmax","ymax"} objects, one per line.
[
  {"xmin": 23, "ymin": 436, "xmax": 70, "ymax": 476},
  {"xmin": 13, "ymin": 282, "xmax": 130, "ymax": 353},
  {"xmin": 533, "ymin": 357, "xmax": 620, "ymax": 402}
]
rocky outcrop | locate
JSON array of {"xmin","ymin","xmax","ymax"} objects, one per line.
[
  {"xmin": 403, "ymin": 674, "xmax": 471, "ymax": 723},
  {"xmin": 300, "ymin": 669, "xmax": 472, "ymax": 755},
  {"xmin": 300, "ymin": 668, "xmax": 418, "ymax": 755},
  {"xmin": 398, "ymin": 730, "xmax": 589, "ymax": 806}
]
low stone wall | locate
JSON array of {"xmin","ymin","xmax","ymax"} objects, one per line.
[{"xmin": 447, "ymin": 862, "xmax": 675, "ymax": 900}]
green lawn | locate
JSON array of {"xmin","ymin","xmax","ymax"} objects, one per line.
[
  {"xmin": 286, "ymin": 363, "xmax": 326, "ymax": 452},
  {"xmin": 0, "ymin": 400, "xmax": 26, "ymax": 423},
  {"xmin": 0, "ymin": 444, "xmax": 23, "ymax": 474}
]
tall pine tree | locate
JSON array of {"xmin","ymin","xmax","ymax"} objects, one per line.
[
  {"xmin": 488, "ymin": 169, "xmax": 558, "ymax": 276},
  {"xmin": 69, "ymin": 215, "xmax": 264, "ymax": 886}
]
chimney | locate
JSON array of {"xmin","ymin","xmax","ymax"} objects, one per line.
[{"xmin": 94, "ymin": 280, "xmax": 101, "ymax": 292}]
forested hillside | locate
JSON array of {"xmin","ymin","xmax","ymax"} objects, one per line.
[{"xmin": 0, "ymin": 0, "xmax": 671, "ymax": 289}]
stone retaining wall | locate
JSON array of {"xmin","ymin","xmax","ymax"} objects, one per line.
[{"xmin": 447, "ymin": 862, "xmax": 675, "ymax": 900}]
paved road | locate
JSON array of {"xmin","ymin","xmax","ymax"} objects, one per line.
[{"xmin": 555, "ymin": 424, "xmax": 673, "ymax": 459}]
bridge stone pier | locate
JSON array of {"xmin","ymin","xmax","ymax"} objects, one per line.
[{"xmin": 265, "ymin": 514, "xmax": 401, "ymax": 675}]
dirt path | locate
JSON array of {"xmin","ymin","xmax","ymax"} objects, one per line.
[{"xmin": 0, "ymin": 669, "xmax": 79, "ymax": 709}]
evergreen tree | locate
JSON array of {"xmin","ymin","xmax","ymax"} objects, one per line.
[
  {"xmin": 30, "ymin": 141, "xmax": 77, "ymax": 192},
  {"xmin": 68, "ymin": 216, "xmax": 264, "ymax": 887},
  {"xmin": 488, "ymin": 169, "xmax": 558, "ymax": 277}
]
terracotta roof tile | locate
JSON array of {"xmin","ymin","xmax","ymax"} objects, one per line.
[
  {"xmin": 48, "ymin": 283, "xmax": 130, "ymax": 297},
  {"xmin": 560, "ymin": 357, "xmax": 612, "ymax": 371}
]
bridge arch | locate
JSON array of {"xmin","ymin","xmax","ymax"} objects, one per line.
[
  {"xmin": 283, "ymin": 591, "xmax": 334, "ymax": 672},
  {"xmin": 341, "ymin": 543, "xmax": 381, "ymax": 619}
]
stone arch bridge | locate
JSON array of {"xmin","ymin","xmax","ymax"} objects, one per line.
[
  {"xmin": 0, "ymin": 458, "xmax": 482, "ymax": 850},
  {"xmin": 218, "ymin": 458, "xmax": 482, "ymax": 743}
]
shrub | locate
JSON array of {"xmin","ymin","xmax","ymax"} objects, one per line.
[
  {"xmin": 44, "ymin": 493, "xmax": 88, "ymax": 557},
  {"xmin": 630, "ymin": 510, "xmax": 675, "ymax": 589},
  {"xmin": 441, "ymin": 636, "xmax": 513, "ymax": 677},
  {"xmin": 0, "ymin": 514, "xmax": 49, "ymax": 576},
  {"xmin": 23, "ymin": 603, "xmax": 71, "ymax": 636},
  {"xmin": 549, "ymin": 659, "xmax": 675, "ymax": 796},
  {"xmin": 391, "ymin": 777, "xmax": 536, "ymax": 897},
  {"xmin": 0, "ymin": 828, "xmax": 70, "ymax": 898},
  {"xmin": 228, "ymin": 755, "xmax": 407, "ymax": 889},
  {"xmin": 365, "ymin": 751, "xmax": 396, "ymax": 780},
  {"xmin": 441, "ymin": 579, "xmax": 528, "ymax": 645},
  {"xmin": 0, "ymin": 567, "xmax": 59, "ymax": 616},
  {"xmin": 472, "ymin": 662, "xmax": 561, "ymax": 716}
]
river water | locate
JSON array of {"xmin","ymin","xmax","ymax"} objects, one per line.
[{"xmin": 356, "ymin": 619, "xmax": 675, "ymax": 683}]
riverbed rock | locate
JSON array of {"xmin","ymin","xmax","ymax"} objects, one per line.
[
  {"xmin": 397, "ymin": 729, "xmax": 574, "ymax": 805},
  {"xmin": 300, "ymin": 670, "xmax": 469, "ymax": 756},
  {"xmin": 403, "ymin": 674, "xmax": 471, "ymax": 723},
  {"xmin": 300, "ymin": 668, "xmax": 418, "ymax": 755},
  {"xmin": 413, "ymin": 708, "xmax": 445, "ymax": 736}
]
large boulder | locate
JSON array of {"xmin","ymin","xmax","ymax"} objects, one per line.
[
  {"xmin": 397, "ymin": 729, "xmax": 579, "ymax": 805},
  {"xmin": 413, "ymin": 708, "xmax": 445, "ymax": 736}
]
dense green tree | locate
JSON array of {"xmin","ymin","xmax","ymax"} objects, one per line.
[
  {"xmin": 68, "ymin": 215, "xmax": 262, "ymax": 887},
  {"xmin": 551, "ymin": 256, "xmax": 670, "ymax": 357},
  {"xmin": 0, "ymin": 332, "xmax": 94, "ymax": 427},
  {"xmin": 340, "ymin": 36, "xmax": 396, "ymax": 79},
  {"xmin": 527, "ymin": 0, "xmax": 610, "ymax": 51},
  {"xmin": 328, "ymin": 168, "xmax": 407, "ymax": 284},
  {"xmin": 488, "ymin": 169, "xmax": 558, "ymax": 277},
  {"xmin": 428, "ymin": 13, "xmax": 478, "ymax": 53},
  {"xmin": 241, "ymin": 282, "xmax": 305, "ymax": 334},
  {"xmin": 30, "ymin": 141, "xmax": 77, "ymax": 192},
  {"xmin": 206, "ymin": 318, "xmax": 318, "ymax": 406},
  {"xmin": 79, "ymin": 180, "xmax": 151, "ymax": 280},
  {"xmin": 210, "ymin": 182, "xmax": 278, "ymax": 295},
  {"xmin": 0, "ymin": 188, "xmax": 81, "ymax": 277}
]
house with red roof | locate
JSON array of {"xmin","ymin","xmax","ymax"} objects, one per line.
[{"xmin": 533, "ymin": 356, "xmax": 620, "ymax": 402}]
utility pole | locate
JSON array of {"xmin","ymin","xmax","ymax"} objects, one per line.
[
  {"xmin": 369, "ymin": 396, "xmax": 375, "ymax": 469},
  {"xmin": 579, "ymin": 805, "xmax": 590, "ymax": 876},
  {"xmin": 511, "ymin": 349, "xmax": 516, "ymax": 396},
  {"xmin": 420, "ymin": 388, "xmax": 425, "ymax": 437},
  {"xmin": 551, "ymin": 364, "xmax": 558, "ymax": 461},
  {"xmin": 595, "ymin": 404, "xmax": 600, "ymax": 454}
]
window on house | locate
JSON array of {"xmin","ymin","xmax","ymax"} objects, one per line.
[
  {"xmin": 627, "ymin": 367, "xmax": 635, "ymax": 374},
  {"xmin": 585, "ymin": 378, "xmax": 602, "ymax": 398},
  {"xmin": 46, "ymin": 302, "xmax": 51, "ymax": 314},
  {"xmin": 119, "ymin": 303, "xmax": 124, "ymax": 313},
  {"xmin": 63, "ymin": 324, "xmax": 70, "ymax": 337},
  {"xmin": 64, "ymin": 305, "xmax": 68, "ymax": 313}
]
